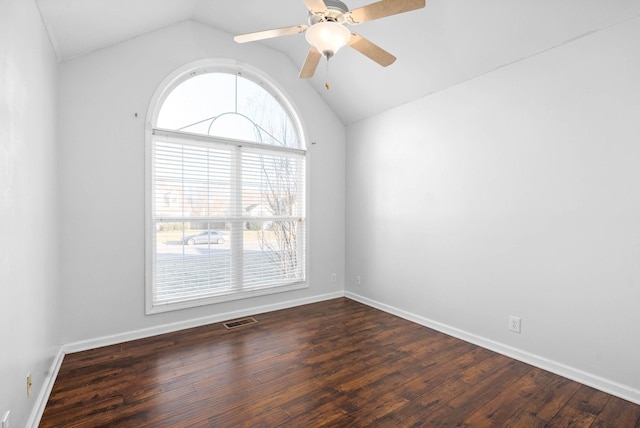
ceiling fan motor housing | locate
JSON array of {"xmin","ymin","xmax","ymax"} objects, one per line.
[{"xmin": 308, "ymin": 0, "xmax": 349, "ymax": 25}]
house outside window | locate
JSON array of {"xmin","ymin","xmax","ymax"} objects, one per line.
[{"xmin": 145, "ymin": 61, "xmax": 307, "ymax": 314}]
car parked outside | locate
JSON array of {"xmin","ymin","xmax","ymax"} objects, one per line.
[{"xmin": 183, "ymin": 231, "xmax": 228, "ymax": 245}]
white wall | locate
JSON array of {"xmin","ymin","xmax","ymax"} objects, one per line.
[
  {"xmin": 58, "ymin": 20, "xmax": 345, "ymax": 345},
  {"xmin": 346, "ymin": 16, "xmax": 640, "ymax": 401},
  {"xmin": 0, "ymin": 0, "xmax": 60, "ymax": 426}
]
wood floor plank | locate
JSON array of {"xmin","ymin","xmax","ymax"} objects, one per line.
[
  {"xmin": 416, "ymin": 359, "xmax": 534, "ymax": 426},
  {"xmin": 501, "ymin": 375, "xmax": 583, "ymax": 426},
  {"xmin": 343, "ymin": 389, "xmax": 411, "ymax": 425},
  {"xmin": 590, "ymin": 395, "xmax": 640, "ymax": 428},
  {"xmin": 461, "ymin": 367, "xmax": 556, "ymax": 427},
  {"xmin": 392, "ymin": 345, "xmax": 492, "ymax": 402},
  {"xmin": 546, "ymin": 384, "xmax": 612, "ymax": 427},
  {"xmin": 40, "ymin": 298, "xmax": 640, "ymax": 427},
  {"xmin": 375, "ymin": 376, "xmax": 472, "ymax": 427}
]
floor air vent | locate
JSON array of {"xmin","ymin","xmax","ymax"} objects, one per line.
[{"xmin": 223, "ymin": 317, "xmax": 258, "ymax": 329}]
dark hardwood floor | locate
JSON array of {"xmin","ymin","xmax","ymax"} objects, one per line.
[{"xmin": 41, "ymin": 298, "xmax": 640, "ymax": 427}]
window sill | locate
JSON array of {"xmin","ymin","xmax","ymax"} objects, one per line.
[{"xmin": 146, "ymin": 281, "xmax": 308, "ymax": 315}]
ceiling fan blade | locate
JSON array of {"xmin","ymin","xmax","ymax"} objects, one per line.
[
  {"xmin": 234, "ymin": 25, "xmax": 308, "ymax": 43},
  {"xmin": 348, "ymin": 33, "xmax": 396, "ymax": 67},
  {"xmin": 348, "ymin": 0, "xmax": 425, "ymax": 24},
  {"xmin": 299, "ymin": 47, "xmax": 322, "ymax": 78},
  {"xmin": 303, "ymin": 0, "xmax": 328, "ymax": 14}
]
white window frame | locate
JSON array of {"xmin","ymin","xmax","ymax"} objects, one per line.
[{"xmin": 145, "ymin": 59, "xmax": 309, "ymax": 314}]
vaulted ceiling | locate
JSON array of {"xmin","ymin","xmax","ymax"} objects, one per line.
[{"xmin": 36, "ymin": 0, "xmax": 640, "ymax": 124}]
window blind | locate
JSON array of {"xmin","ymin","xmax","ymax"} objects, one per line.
[{"xmin": 151, "ymin": 135, "xmax": 306, "ymax": 306}]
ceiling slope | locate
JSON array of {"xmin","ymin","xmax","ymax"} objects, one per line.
[{"xmin": 37, "ymin": 0, "xmax": 640, "ymax": 124}]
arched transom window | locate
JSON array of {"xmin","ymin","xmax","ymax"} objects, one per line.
[{"xmin": 146, "ymin": 63, "xmax": 307, "ymax": 313}]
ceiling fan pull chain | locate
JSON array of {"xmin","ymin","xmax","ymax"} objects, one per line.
[{"xmin": 325, "ymin": 58, "xmax": 330, "ymax": 90}]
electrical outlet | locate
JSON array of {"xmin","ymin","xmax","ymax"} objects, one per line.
[
  {"xmin": 27, "ymin": 373, "xmax": 32, "ymax": 397},
  {"xmin": 355, "ymin": 275, "xmax": 361, "ymax": 286},
  {"xmin": 331, "ymin": 273, "xmax": 337, "ymax": 283},
  {"xmin": 509, "ymin": 316, "xmax": 521, "ymax": 333},
  {"xmin": 2, "ymin": 410, "xmax": 10, "ymax": 428}
]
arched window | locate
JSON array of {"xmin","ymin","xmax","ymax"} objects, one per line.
[{"xmin": 145, "ymin": 61, "xmax": 307, "ymax": 313}]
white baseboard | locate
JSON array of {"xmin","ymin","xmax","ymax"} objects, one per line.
[
  {"xmin": 27, "ymin": 347, "xmax": 65, "ymax": 428},
  {"xmin": 346, "ymin": 291, "xmax": 640, "ymax": 406},
  {"xmin": 63, "ymin": 291, "xmax": 345, "ymax": 354}
]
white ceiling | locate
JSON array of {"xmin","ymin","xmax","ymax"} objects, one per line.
[{"xmin": 37, "ymin": 0, "xmax": 640, "ymax": 124}]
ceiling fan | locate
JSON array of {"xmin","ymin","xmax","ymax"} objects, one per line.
[{"xmin": 234, "ymin": 0, "xmax": 426, "ymax": 79}]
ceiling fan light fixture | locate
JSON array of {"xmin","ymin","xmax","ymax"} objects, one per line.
[{"xmin": 305, "ymin": 21, "xmax": 351, "ymax": 58}]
